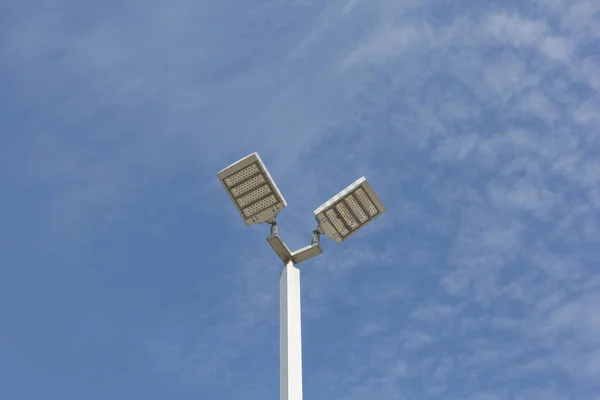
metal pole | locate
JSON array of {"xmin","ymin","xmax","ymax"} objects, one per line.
[{"xmin": 280, "ymin": 260, "xmax": 303, "ymax": 400}]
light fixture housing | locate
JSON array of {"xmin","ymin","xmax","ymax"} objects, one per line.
[
  {"xmin": 314, "ymin": 176, "xmax": 386, "ymax": 243},
  {"xmin": 218, "ymin": 152, "xmax": 287, "ymax": 225}
]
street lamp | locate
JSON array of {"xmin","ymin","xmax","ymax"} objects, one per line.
[{"xmin": 218, "ymin": 152, "xmax": 387, "ymax": 400}]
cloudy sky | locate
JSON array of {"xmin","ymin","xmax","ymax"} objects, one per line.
[{"xmin": 1, "ymin": 0, "xmax": 599, "ymax": 399}]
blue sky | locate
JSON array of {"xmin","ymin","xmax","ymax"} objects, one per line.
[{"xmin": 1, "ymin": 0, "xmax": 599, "ymax": 399}]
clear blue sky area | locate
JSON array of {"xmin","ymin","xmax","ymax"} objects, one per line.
[{"xmin": 1, "ymin": 0, "xmax": 599, "ymax": 399}]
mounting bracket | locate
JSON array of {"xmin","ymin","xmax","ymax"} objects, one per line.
[{"xmin": 266, "ymin": 222, "xmax": 323, "ymax": 265}]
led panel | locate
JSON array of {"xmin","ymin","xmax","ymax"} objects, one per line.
[
  {"xmin": 237, "ymin": 184, "xmax": 272, "ymax": 207},
  {"xmin": 314, "ymin": 176, "xmax": 386, "ymax": 243},
  {"xmin": 218, "ymin": 153, "xmax": 287, "ymax": 225}
]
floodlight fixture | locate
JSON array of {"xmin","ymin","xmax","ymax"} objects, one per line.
[
  {"xmin": 314, "ymin": 176, "xmax": 386, "ymax": 243},
  {"xmin": 217, "ymin": 153, "xmax": 387, "ymax": 400},
  {"xmin": 217, "ymin": 152, "xmax": 287, "ymax": 225}
]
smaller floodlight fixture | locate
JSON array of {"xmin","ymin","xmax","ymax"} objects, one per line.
[
  {"xmin": 314, "ymin": 176, "xmax": 386, "ymax": 243},
  {"xmin": 218, "ymin": 152, "xmax": 287, "ymax": 225}
]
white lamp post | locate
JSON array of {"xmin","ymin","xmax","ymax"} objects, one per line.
[{"xmin": 218, "ymin": 152, "xmax": 386, "ymax": 400}]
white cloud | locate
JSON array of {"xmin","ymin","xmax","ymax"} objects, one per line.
[
  {"xmin": 402, "ymin": 330, "xmax": 434, "ymax": 350},
  {"xmin": 410, "ymin": 304, "xmax": 458, "ymax": 321},
  {"xmin": 485, "ymin": 13, "xmax": 549, "ymax": 47}
]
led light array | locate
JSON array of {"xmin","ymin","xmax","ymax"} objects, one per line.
[
  {"xmin": 314, "ymin": 177, "xmax": 385, "ymax": 243},
  {"xmin": 322, "ymin": 190, "xmax": 378, "ymax": 237},
  {"xmin": 218, "ymin": 153, "xmax": 287, "ymax": 225}
]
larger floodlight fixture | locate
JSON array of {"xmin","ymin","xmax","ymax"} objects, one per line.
[
  {"xmin": 217, "ymin": 152, "xmax": 287, "ymax": 225},
  {"xmin": 218, "ymin": 153, "xmax": 387, "ymax": 400},
  {"xmin": 314, "ymin": 176, "xmax": 386, "ymax": 243}
]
